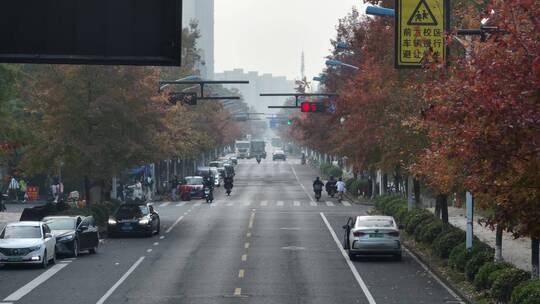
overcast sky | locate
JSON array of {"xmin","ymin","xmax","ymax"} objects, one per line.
[{"xmin": 214, "ymin": 0, "xmax": 364, "ymax": 80}]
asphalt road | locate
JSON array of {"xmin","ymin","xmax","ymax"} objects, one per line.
[{"xmin": 0, "ymin": 158, "xmax": 463, "ymax": 304}]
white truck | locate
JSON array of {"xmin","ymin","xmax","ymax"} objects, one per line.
[{"xmin": 235, "ymin": 140, "xmax": 251, "ymax": 159}]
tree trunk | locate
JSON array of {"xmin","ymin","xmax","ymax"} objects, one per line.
[
  {"xmin": 84, "ymin": 176, "xmax": 91, "ymax": 205},
  {"xmin": 382, "ymin": 173, "xmax": 388, "ymax": 194},
  {"xmin": 435, "ymin": 196, "xmax": 441, "ymax": 219},
  {"xmin": 440, "ymin": 194, "xmax": 448, "ymax": 224},
  {"xmin": 532, "ymin": 237, "xmax": 539, "ymax": 279},
  {"xmin": 413, "ymin": 178, "xmax": 422, "ymax": 208},
  {"xmin": 495, "ymin": 224, "xmax": 503, "ymax": 262}
]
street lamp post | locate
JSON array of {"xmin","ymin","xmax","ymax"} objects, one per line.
[{"xmin": 325, "ymin": 59, "xmax": 359, "ymax": 71}]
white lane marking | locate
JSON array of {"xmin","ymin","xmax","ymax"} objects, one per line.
[
  {"xmin": 153, "ymin": 242, "xmax": 159, "ymax": 246},
  {"xmin": 165, "ymin": 216, "xmax": 184, "ymax": 234},
  {"xmin": 342, "ymin": 201, "xmax": 352, "ymax": 206},
  {"xmin": 159, "ymin": 202, "xmax": 170, "ymax": 207},
  {"xmin": 260, "ymin": 200, "xmax": 268, "ymax": 206},
  {"xmin": 293, "ymin": 201, "xmax": 301, "ymax": 207},
  {"xmin": 96, "ymin": 256, "xmax": 145, "ymax": 304},
  {"xmin": 59, "ymin": 260, "xmax": 72, "ymax": 263},
  {"xmin": 4, "ymin": 263, "xmax": 68, "ymax": 302},
  {"xmin": 403, "ymin": 247, "xmax": 465, "ymax": 303},
  {"xmin": 160, "ymin": 236, "xmax": 165, "ymax": 240},
  {"xmin": 320, "ymin": 212, "xmax": 376, "ymax": 304},
  {"xmin": 243, "ymin": 201, "xmax": 251, "ymax": 206},
  {"xmin": 147, "ymin": 249, "xmax": 152, "ymax": 253},
  {"xmin": 176, "ymin": 202, "xmax": 186, "ymax": 207},
  {"xmin": 290, "ymin": 163, "xmax": 315, "ymax": 202},
  {"xmin": 0, "ymin": 302, "xmax": 14, "ymax": 304},
  {"xmin": 310, "ymin": 201, "xmax": 317, "ymax": 206},
  {"xmin": 277, "ymin": 201, "xmax": 284, "ymax": 207},
  {"xmin": 326, "ymin": 201, "xmax": 335, "ymax": 206}
]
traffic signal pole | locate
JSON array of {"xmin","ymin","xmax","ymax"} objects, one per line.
[
  {"xmin": 260, "ymin": 93, "xmax": 337, "ymax": 109},
  {"xmin": 158, "ymin": 80, "xmax": 249, "ymax": 105}
]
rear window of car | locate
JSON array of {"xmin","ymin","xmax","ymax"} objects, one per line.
[
  {"xmin": 186, "ymin": 177, "xmax": 203, "ymax": 185},
  {"xmin": 45, "ymin": 218, "xmax": 76, "ymax": 230},
  {"xmin": 357, "ymin": 219, "xmax": 394, "ymax": 228}
]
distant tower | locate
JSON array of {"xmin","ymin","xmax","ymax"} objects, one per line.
[{"xmin": 301, "ymin": 50, "xmax": 305, "ymax": 80}]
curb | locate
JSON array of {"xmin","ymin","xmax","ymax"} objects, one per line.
[{"xmin": 402, "ymin": 241, "xmax": 473, "ymax": 304}]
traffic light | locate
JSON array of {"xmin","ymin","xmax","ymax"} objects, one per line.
[
  {"xmin": 300, "ymin": 102, "xmax": 326, "ymax": 113},
  {"xmin": 169, "ymin": 92, "xmax": 198, "ymax": 105}
]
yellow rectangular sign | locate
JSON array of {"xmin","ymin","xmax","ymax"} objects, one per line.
[{"xmin": 395, "ymin": 0, "xmax": 449, "ymax": 68}]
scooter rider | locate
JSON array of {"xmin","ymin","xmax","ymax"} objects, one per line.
[
  {"xmin": 325, "ymin": 176, "xmax": 337, "ymax": 196},
  {"xmin": 336, "ymin": 177, "xmax": 346, "ymax": 202},
  {"xmin": 256, "ymin": 155, "xmax": 261, "ymax": 164},
  {"xmin": 203, "ymin": 176, "xmax": 214, "ymax": 202},
  {"xmin": 224, "ymin": 175, "xmax": 233, "ymax": 195},
  {"xmin": 313, "ymin": 177, "xmax": 324, "ymax": 201}
]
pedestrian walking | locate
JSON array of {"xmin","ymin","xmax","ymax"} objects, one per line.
[
  {"xmin": 18, "ymin": 178, "xmax": 27, "ymax": 203},
  {"xmin": 171, "ymin": 175, "xmax": 179, "ymax": 201},
  {"xmin": 8, "ymin": 176, "xmax": 19, "ymax": 202},
  {"xmin": 129, "ymin": 179, "xmax": 144, "ymax": 201},
  {"xmin": 144, "ymin": 175, "xmax": 153, "ymax": 201}
]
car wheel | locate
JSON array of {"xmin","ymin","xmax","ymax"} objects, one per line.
[
  {"xmin": 89, "ymin": 244, "xmax": 98, "ymax": 254},
  {"xmin": 348, "ymin": 251, "xmax": 356, "ymax": 261},
  {"xmin": 72, "ymin": 239, "xmax": 79, "ymax": 257},
  {"xmin": 41, "ymin": 250, "xmax": 48, "ymax": 269},
  {"xmin": 50, "ymin": 251, "xmax": 57, "ymax": 264}
]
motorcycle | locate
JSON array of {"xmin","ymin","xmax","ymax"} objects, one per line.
[
  {"xmin": 0, "ymin": 194, "xmax": 7, "ymax": 212},
  {"xmin": 301, "ymin": 157, "xmax": 306, "ymax": 165},
  {"xmin": 326, "ymin": 184, "xmax": 337, "ymax": 198},
  {"xmin": 204, "ymin": 187, "xmax": 214, "ymax": 203},
  {"xmin": 224, "ymin": 183, "xmax": 233, "ymax": 196},
  {"xmin": 256, "ymin": 156, "xmax": 261, "ymax": 164},
  {"xmin": 314, "ymin": 184, "xmax": 323, "ymax": 201}
]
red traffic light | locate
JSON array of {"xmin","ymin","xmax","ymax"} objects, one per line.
[{"xmin": 300, "ymin": 102, "xmax": 326, "ymax": 113}]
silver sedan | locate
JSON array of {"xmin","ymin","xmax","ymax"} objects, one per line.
[{"xmin": 343, "ymin": 215, "xmax": 402, "ymax": 261}]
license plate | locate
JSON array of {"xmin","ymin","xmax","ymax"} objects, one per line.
[
  {"xmin": 369, "ymin": 233, "xmax": 384, "ymax": 238},
  {"xmin": 121, "ymin": 224, "xmax": 133, "ymax": 231},
  {"xmin": 8, "ymin": 257, "xmax": 23, "ymax": 262}
]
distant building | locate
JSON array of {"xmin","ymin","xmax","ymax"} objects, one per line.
[
  {"xmin": 183, "ymin": 0, "xmax": 214, "ymax": 78},
  {"xmin": 215, "ymin": 69, "xmax": 295, "ymax": 113}
]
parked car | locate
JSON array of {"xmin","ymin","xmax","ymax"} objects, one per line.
[
  {"xmin": 209, "ymin": 161, "xmax": 224, "ymax": 168},
  {"xmin": 342, "ymin": 215, "xmax": 402, "ymax": 260},
  {"xmin": 0, "ymin": 221, "xmax": 56, "ymax": 268},
  {"xmin": 180, "ymin": 176, "xmax": 205, "ymax": 200},
  {"xmin": 108, "ymin": 203, "xmax": 160, "ymax": 237},
  {"xmin": 197, "ymin": 167, "xmax": 221, "ymax": 187},
  {"xmin": 272, "ymin": 150, "xmax": 287, "ymax": 161},
  {"xmin": 43, "ymin": 215, "xmax": 99, "ymax": 257}
]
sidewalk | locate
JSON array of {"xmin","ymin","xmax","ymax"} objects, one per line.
[
  {"xmin": 429, "ymin": 207, "xmax": 531, "ymax": 272},
  {"xmin": 0, "ymin": 212, "xmax": 21, "ymax": 229}
]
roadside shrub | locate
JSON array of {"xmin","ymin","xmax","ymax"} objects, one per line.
[
  {"xmin": 448, "ymin": 242, "xmax": 470, "ymax": 271},
  {"xmin": 384, "ymin": 198, "xmax": 406, "ymax": 216},
  {"xmin": 405, "ymin": 209, "xmax": 433, "ymax": 234},
  {"xmin": 432, "ymin": 228, "xmax": 466, "ymax": 259},
  {"xmin": 374, "ymin": 194, "xmax": 401, "ymax": 212},
  {"xmin": 346, "ymin": 179, "xmax": 362, "ymax": 198},
  {"xmin": 491, "ymin": 267, "xmax": 530, "ymax": 303},
  {"xmin": 414, "ymin": 217, "xmax": 435, "ymax": 241},
  {"xmin": 394, "ymin": 205, "xmax": 410, "ymax": 224},
  {"xmin": 511, "ymin": 280, "xmax": 540, "ymax": 304},
  {"xmin": 417, "ymin": 220, "xmax": 445, "ymax": 244},
  {"xmin": 328, "ymin": 166, "xmax": 343, "ymax": 178},
  {"xmin": 465, "ymin": 251, "xmax": 494, "ymax": 281},
  {"xmin": 474, "ymin": 262, "xmax": 513, "ymax": 291}
]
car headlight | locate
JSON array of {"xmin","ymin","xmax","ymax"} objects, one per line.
[
  {"xmin": 139, "ymin": 218, "xmax": 150, "ymax": 225},
  {"xmin": 57, "ymin": 234, "xmax": 75, "ymax": 242},
  {"xmin": 108, "ymin": 218, "xmax": 117, "ymax": 225},
  {"xmin": 28, "ymin": 245, "xmax": 42, "ymax": 252}
]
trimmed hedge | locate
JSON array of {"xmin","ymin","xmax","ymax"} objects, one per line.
[
  {"xmin": 511, "ymin": 280, "xmax": 540, "ymax": 304},
  {"xmin": 465, "ymin": 251, "xmax": 493, "ymax": 281},
  {"xmin": 474, "ymin": 262, "xmax": 513, "ymax": 291},
  {"xmin": 491, "ymin": 267, "xmax": 530, "ymax": 303},
  {"xmin": 405, "ymin": 208, "xmax": 433, "ymax": 234},
  {"xmin": 320, "ymin": 163, "xmax": 342, "ymax": 178},
  {"xmin": 433, "ymin": 228, "xmax": 466, "ymax": 259},
  {"xmin": 417, "ymin": 220, "xmax": 445, "ymax": 244}
]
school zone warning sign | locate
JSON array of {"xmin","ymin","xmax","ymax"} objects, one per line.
[{"xmin": 395, "ymin": 0, "xmax": 449, "ymax": 68}]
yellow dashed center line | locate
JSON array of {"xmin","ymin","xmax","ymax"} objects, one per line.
[
  {"xmin": 238, "ymin": 269, "xmax": 245, "ymax": 278},
  {"xmin": 246, "ymin": 232, "xmax": 251, "ymax": 238},
  {"xmin": 234, "ymin": 288, "xmax": 242, "ymax": 296},
  {"xmin": 241, "ymin": 254, "xmax": 247, "ymax": 262},
  {"xmin": 244, "ymin": 242, "xmax": 250, "ymax": 249}
]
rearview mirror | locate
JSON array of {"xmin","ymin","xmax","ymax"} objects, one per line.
[
  {"xmin": 45, "ymin": 233, "xmax": 53, "ymax": 239},
  {"xmin": 78, "ymin": 226, "xmax": 88, "ymax": 232}
]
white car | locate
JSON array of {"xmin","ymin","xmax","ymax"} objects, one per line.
[
  {"xmin": 343, "ymin": 215, "xmax": 402, "ymax": 261},
  {"xmin": 0, "ymin": 221, "xmax": 57, "ymax": 268}
]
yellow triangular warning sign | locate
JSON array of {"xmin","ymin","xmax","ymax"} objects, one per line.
[{"xmin": 407, "ymin": 0, "xmax": 438, "ymax": 26}]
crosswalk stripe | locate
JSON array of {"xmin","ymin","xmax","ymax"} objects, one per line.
[
  {"xmin": 342, "ymin": 201, "xmax": 352, "ymax": 206},
  {"xmin": 310, "ymin": 201, "xmax": 317, "ymax": 206},
  {"xmin": 293, "ymin": 201, "xmax": 301, "ymax": 207},
  {"xmin": 260, "ymin": 200, "xmax": 268, "ymax": 206},
  {"xmin": 176, "ymin": 202, "xmax": 186, "ymax": 207},
  {"xmin": 243, "ymin": 202, "xmax": 251, "ymax": 206},
  {"xmin": 159, "ymin": 202, "xmax": 170, "ymax": 207},
  {"xmin": 326, "ymin": 201, "xmax": 335, "ymax": 206},
  {"xmin": 277, "ymin": 201, "xmax": 284, "ymax": 207}
]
